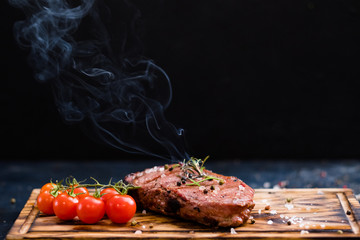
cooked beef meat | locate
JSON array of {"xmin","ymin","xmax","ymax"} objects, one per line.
[{"xmin": 125, "ymin": 162, "xmax": 255, "ymax": 227}]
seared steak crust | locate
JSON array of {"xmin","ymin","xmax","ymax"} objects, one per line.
[{"xmin": 125, "ymin": 164, "xmax": 255, "ymax": 227}]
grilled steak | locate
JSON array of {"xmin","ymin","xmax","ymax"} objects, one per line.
[{"xmin": 125, "ymin": 160, "xmax": 255, "ymax": 227}]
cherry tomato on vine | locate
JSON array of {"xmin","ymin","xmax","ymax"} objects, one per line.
[
  {"xmin": 40, "ymin": 183, "xmax": 56, "ymax": 193},
  {"xmin": 53, "ymin": 192, "xmax": 79, "ymax": 220},
  {"xmin": 100, "ymin": 188, "xmax": 119, "ymax": 204},
  {"xmin": 67, "ymin": 186, "xmax": 89, "ymax": 200},
  {"xmin": 37, "ymin": 191, "xmax": 55, "ymax": 215},
  {"xmin": 76, "ymin": 196, "xmax": 105, "ymax": 224},
  {"xmin": 106, "ymin": 195, "xmax": 136, "ymax": 223}
]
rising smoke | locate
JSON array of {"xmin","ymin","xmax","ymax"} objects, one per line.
[{"xmin": 9, "ymin": 0, "xmax": 188, "ymax": 161}]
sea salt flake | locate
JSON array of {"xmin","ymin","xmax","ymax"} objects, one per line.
[
  {"xmin": 285, "ymin": 203, "xmax": 294, "ymax": 210},
  {"xmin": 142, "ymin": 210, "xmax": 147, "ymax": 214},
  {"xmin": 317, "ymin": 190, "xmax": 324, "ymax": 195},
  {"xmin": 270, "ymin": 210, "xmax": 277, "ymax": 215},
  {"xmin": 134, "ymin": 230, "xmax": 142, "ymax": 234},
  {"xmin": 230, "ymin": 228, "xmax": 237, "ymax": 234},
  {"xmin": 355, "ymin": 194, "xmax": 360, "ymax": 201},
  {"xmin": 320, "ymin": 224, "xmax": 326, "ymax": 228},
  {"xmin": 232, "ymin": 198, "xmax": 244, "ymax": 205},
  {"xmin": 273, "ymin": 184, "xmax": 281, "ymax": 189},
  {"xmin": 267, "ymin": 220, "xmax": 273, "ymax": 225},
  {"xmin": 238, "ymin": 185, "xmax": 245, "ymax": 191},
  {"xmin": 258, "ymin": 209, "xmax": 262, "ymax": 214},
  {"xmin": 300, "ymin": 230, "xmax": 309, "ymax": 235},
  {"xmin": 280, "ymin": 214, "xmax": 284, "ymax": 218}
]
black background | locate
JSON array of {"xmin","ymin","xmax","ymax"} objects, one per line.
[{"xmin": 2, "ymin": 0, "xmax": 360, "ymax": 160}]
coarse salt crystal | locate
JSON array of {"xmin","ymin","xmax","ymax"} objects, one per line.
[
  {"xmin": 142, "ymin": 210, "xmax": 147, "ymax": 214},
  {"xmin": 142, "ymin": 225, "xmax": 146, "ymax": 229},
  {"xmin": 285, "ymin": 203, "xmax": 294, "ymax": 210},
  {"xmin": 232, "ymin": 198, "xmax": 244, "ymax": 205},
  {"xmin": 270, "ymin": 210, "xmax": 277, "ymax": 215},
  {"xmin": 300, "ymin": 230, "xmax": 309, "ymax": 235},
  {"xmin": 267, "ymin": 220, "xmax": 273, "ymax": 225},
  {"xmin": 258, "ymin": 209, "xmax": 262, "ymax": 214},
  {"xmin": 280, "ymin": 214, "xmax": 284, "ymax": 218},
  {"xmin": 317, "ymin": 190, "xmax": 324, "ymax": 195},
  {"xmin": 134, "ymin": 230, "xmax": 142, "ymax": 234},
  {"xmin": 320, "ymin": 224, "xmax": 326, "ymax": 228},
  {"xmin": 273, "ymin": 184, "xmax": 281, "ymax": 189},
  {"xmin": 230, "ymin": 228, "xmax": 237, "ymax": 234},
  {"xmin": 238, "ymin": 185, "xmax": 245, "ymax": 191},
  {"xmin": 159, "ymin": 167, "xmax": 164, "ymax": 172},
  {"xmin": 355, "ymin": 194, "xmax": 360, "ymax": 201}
]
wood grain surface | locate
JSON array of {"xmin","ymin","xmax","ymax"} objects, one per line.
[{"xmin": 6, "ymin": 188, "xmax": 360, "ymax": 239}]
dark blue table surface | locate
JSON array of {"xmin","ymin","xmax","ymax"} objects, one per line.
[{"xmin": 1, "ymin": 159, "xmax": 360, "ymax": 239}]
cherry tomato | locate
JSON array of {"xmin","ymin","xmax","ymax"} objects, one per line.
[
  {"xmin": 106, "ymin": 195, "xmax": 136, "ymax": 223},
  {"xmin": 37, "ymin": 191, "xmax": 55, "ymax": 215},
  {"xmin": 40, "ymin": 183, "xmax": 56, "ymax": 193},
  {"xmin": 76, "ymin": 196, "xmax": 105, "ymax": 224},
  {"xmin": 53, "ymin": 193, "xmax": 79, "ymax": 220},
  {"xmin": 68, "ymin": 187, "xmax": 89, "ymax": 200},
  {"xmin": 100, "ymin": 188, "xmax": 119, "ymax": 205}
]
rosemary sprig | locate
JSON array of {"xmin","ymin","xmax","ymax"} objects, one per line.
[
  {"xmin": 186, "ymin": 176, "xmax": 223, "ymax": 186},
  {"xmin": 78, "ymin": 177, "xmax": 140, "ymax": 195},
  {"xmin": 179, "ymin": 156, "xmax": 224, "ymax": 186},
  {"xmin": 50, "ymin": 176, "xmax": 140, "ymax": 196}
]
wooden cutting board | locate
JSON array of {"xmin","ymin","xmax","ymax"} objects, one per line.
[{"xmin": 6, "ymin": 188, "xmax": 360, "ymax": 239}]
